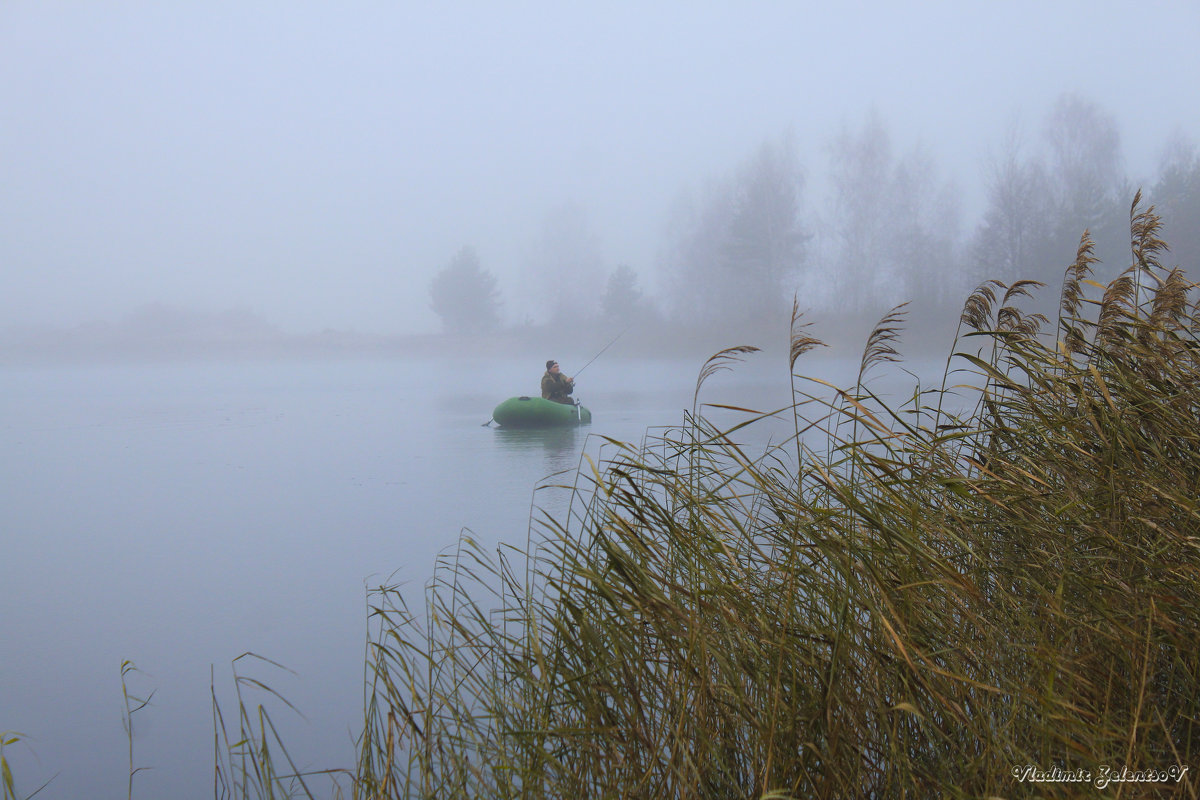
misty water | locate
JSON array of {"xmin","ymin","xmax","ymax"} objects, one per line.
[{"xmin": 1, "ymin": 352, "xmax": 936, "ymax": 799}]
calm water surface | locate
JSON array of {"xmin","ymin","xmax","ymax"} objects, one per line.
[{"xmin": 0, "ymin": 352, "xmax": 926, "ymax": 798}]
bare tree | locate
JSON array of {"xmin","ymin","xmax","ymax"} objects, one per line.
[
  {"xmin": 970, "ymin": 123, "xmax": 1055, "ymax": 285},
  {"xmin": 826, "ymin": 110, "xmax": 893, "ymax": 309},
  {"xmin": 1152, "ymin": 133, "xmax": 1200, "ymax": 272},
  {"xmin": 1044, "ymin": 93, "xmax": 1124, "ymax": 231},
  {"xmin": 968, "ymin": 95, "xmax": 1130, "ymax": 316},
  {"xmin": 888, "ymin": 144, "xmax": 963, "ymax": 305},
  {"xmin": 661, "ymin": 178, "xmax": 734, "ymax": 321},
  {"xmin": 523, "ymin": 202, "xmax": 606, "ymax": 326},
  {"xmin": 663, "ymin": 135, "xmax": 808, "ymax": 327},
  {"xmin": 825, "ymin": 111, "xmax": 962, "ymax": 310},
  {"xmin": 723, "ymin": 138, "xmax": 809, "ymax": 317},
  {"xmin": 1042, "ymin": 93, "xmax": 1129, "ymax": 266}
]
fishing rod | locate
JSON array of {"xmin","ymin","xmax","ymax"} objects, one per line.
[
  {"xmin": 542, "ymin": 327, "xmax": 628, "ymax": 422},
  {"xmin": 571, "ymin": 325, "xmax": 630, "ymax": 381}
]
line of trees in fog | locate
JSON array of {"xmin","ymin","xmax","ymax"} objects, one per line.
[{"xmin": 429, "ymin": 93, "xmax": 1200, "ymax": 340}]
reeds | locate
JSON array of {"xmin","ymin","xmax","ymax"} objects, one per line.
[
  {"xmin": 351, "ymin": 200, "xmax": 1200, "ymax": 798},
  {"xmin": 211, "ymin": 653, "xmax": 350, "ymax": 800},
  {"xmin": 352, "ymin": 197, "xmax": 1200, "ymax": 798}
]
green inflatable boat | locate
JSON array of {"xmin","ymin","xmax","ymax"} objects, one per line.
[{"xmin": 492, "ymin": 396, "xmax": 592, "ymax": 428}]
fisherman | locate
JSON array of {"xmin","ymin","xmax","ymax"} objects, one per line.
[{"xmin": 541, "ymin": 359, "xmax": 575, "ymax": 404}]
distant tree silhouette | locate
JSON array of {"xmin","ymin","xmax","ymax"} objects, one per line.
[
  {"xmin": 826, "ymin": 111, "xmax": 893, "ymax": 309},
  {"xmin": 825, "ymin": 111, "xmax": 961, "ymax": 310},
  {"xmin": 970, "ymin": 94, "xmax": 1130, "ymax": 307},
  {"xmin": 663, "ymin": 135, "xmax": 808, "ymax": 326},
  {"xmin": 1042, "ymin": 93, "xmax": 1129, "ymax": 267},
  {"xmin": 600, "ymin": 264, "xmax": 654, "ymax": 324},
  {"xmin": 429, "ymin": 246, "xmax": 502, "ymax": 334},
  {"xmin": 971, "ymin": 125, "xmax": 1055, "ymax": 285},
  {"xmin": 723, "ymin": 139, "xmax": 810, "ymax": 316},
  {"xmin": 524, "ymin": 202, "xmax": 606, "ymax": 325},
  {"xmin": 1152, "ymin": 135, "xmax": 1200, "ymax": 273}
]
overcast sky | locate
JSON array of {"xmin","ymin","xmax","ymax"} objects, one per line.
[{"xmin": 3, "ymin": 1, "xmax": 1199, "ymax": 335}]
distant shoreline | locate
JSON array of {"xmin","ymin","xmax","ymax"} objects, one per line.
[{"xmin": 0, "ymin": 300, "xmax": 961, "ymax": 366}]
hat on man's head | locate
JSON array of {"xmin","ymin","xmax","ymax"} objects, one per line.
[{"xmin": 546, "ymin": 360, "xmax": 557, "ymax": 370}]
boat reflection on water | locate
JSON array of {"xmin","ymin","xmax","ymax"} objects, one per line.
[{"xmin": 492, "ymin": 423, "xmax": 585, "ymax": 462}]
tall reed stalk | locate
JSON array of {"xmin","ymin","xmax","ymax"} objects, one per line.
[{"xmin": 121, "ymin": 660, "xmax": 154, "ymax": 800}]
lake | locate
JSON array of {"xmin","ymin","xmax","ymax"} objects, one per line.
[{"xmin": 0, "ymin": 351, "xmax": 929, "ymax": 798}]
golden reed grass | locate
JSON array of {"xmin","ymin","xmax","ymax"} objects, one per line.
[{"xmin": 353, "ymin": 194, "xmax": 1200, "ymax": 798}]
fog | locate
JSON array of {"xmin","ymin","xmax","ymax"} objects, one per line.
[
  {"xmin": 3, "ymin": 2, "xmax": 1198, "ymax": 343},
  {"xmin": 5, "ymin": 6, "xmax": 1200, "ymax": 794}
]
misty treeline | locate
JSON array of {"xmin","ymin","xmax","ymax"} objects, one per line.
[{"xmin": 429, "ymin": 92, "xmax": 1200, "ymax": 345}]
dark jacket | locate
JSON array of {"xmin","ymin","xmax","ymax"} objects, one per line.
[{"xmin": 541, "ymin": 370, "xmax": 575, "ymax": 404}]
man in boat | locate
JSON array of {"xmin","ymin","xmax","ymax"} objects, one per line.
[{"xmin": 541, "ymin": 359, "xmax": 575, "ymax": 404}]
